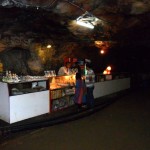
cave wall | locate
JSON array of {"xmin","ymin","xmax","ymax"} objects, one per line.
[
  {"xmin": 0, "ymin": 2, "xmax": 149, "ymax": 75},
  {"xmin": 0, "ymin": 38, "xmax": 101, "ymax": 75}
]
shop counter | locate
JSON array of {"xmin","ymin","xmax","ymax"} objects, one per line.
[
  {"xmin": 94, "ymin": 77, "xmax": 130, "ymax": 99},
  {"xmin": 0, "ymin": 74, "xmax": 130, "ymax": 124},
  {"xmin": 0, "ymin": 79, "xmax": 49, "ymax": 124},
  {"xmin": 49, "ymin": 75, "xmax": 75, "ymax": 112}
]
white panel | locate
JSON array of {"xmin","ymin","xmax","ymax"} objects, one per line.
[
  {"xmin": 0, "ymin": 82, "xmax": 10, "ymax": 123},
  {"xmin": 10, "ymin": 90, "xmax": 49, "ymax": 123},
  {"xmin": 93, "ymin": 78, "xmax": 130, "ymax": 99}
]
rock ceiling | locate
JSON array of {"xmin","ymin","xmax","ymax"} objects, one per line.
[
  {"xmin": 0, "ymin": 0, "xmax": 149, "ymax": 74},
  {"xmin": 0, "ymin": 0, "xmax": 149, "ymax": 43}
]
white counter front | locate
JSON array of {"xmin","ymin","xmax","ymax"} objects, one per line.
[
  {"xmin": 0, "ymin": 80, "xmax": 49, "ymax": 124},
  {"xmin": 0, "ymin": 77, "xmax": 130, "ymax": 123},
  {"xmin": 93, "ymin": 78, "xmax": 130, "ymax": 99}
]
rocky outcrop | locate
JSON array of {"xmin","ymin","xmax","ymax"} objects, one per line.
[{"xmin": 0, "ymin": 0, "xmax": 149, "ymax": 74}]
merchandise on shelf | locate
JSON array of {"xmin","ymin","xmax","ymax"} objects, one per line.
[{"xmin": 49, "ymin": 75, "xmax": 76, "ymax": 112}]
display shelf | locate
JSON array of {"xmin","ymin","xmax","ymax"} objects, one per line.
[
  {"xmin": 50, "ymin": 87, "xmax": 75, "ymax": 112},
  {"xmin": 49, "ymin": 75, "xmax": 75, "ymax": 112},
  {"xmin": 8, "ymin": 79, "xmax": 49, "ymax": 96},
  {"xmin": 51, "ymin": 95, "xmax": 74, "ymax": 112},
  {"xmin": 0, "ymin": 79, "xmax": 49, "ymax": 124}
]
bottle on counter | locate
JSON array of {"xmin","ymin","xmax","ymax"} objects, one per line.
[
  {"xmin": 6, "ymin": 70, "xmax": 9, "ymax": 77},
  {"xmin": 84, "ymin": 63, "xmax": 87, "ymax": 75}
]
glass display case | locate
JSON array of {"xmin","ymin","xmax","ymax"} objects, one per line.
[
  {"xmin": 8, "ymin": 79, "xmax": 49, "ymax": 96},
  {"xmin": 49, "ymin": 75, "xmax": 75, "ymax": 112},
  {"xmin": 0, "ymin": 78, "xmax": 49, "ymax": 124}
]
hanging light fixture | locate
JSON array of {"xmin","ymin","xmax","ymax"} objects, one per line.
[
  {"xmin": 76, "ymin": 20, "xmax": 94, "ymax": 29},
  {"xmin": 76, "ymin": 11, "xmax": 99, "ymax": 29}
]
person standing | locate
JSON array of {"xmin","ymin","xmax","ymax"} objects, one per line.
[
  {"xmin": 72, "ymin": 62, "xmax": 82, "ymax": 74},
  {"xmin": 58, "ymin": 62, "xmax": 72, "ymax": 75},
  {"xmin": 85, "ymin": 63, "xmax": 95, "ymax": 109},
  {"xmin": 74, "ymin": 72, "xmax": 86, "ymax": 111}
]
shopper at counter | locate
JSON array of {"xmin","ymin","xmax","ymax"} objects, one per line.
[
  {"xmin": 72, "ymin": 62, "xmax": 81, "ymax": 74},
  {"xmin": 74, "ymin": 72, "xmax": 86, "ymax": 111},
  {"xmin": 85, "ymin": 63, "xmax": 95, "ymax": 108},
  {"xmin": 58, "ymin": 62, "xmax": 72, "ymax": 75}
]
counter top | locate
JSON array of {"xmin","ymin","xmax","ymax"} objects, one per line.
[{"xmin": 1, "ymin": 77, "xmax": 48, "ymax": 84}]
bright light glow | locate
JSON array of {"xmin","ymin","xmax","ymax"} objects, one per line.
[
  {"xmin": 103, "ymin": 66, "xmax": 111, "ymax": 75},
  {"xmin": 76, "ymin": 20, "xmax": 94, "ymax": 29},
  {"xmin": 107, "ymin": 71, "xmax": 111, "ymax": 74},
  {"xmin": 103, "ymin": 70, "xmax": 107, "ymax": 75},
  {"xmin": 76, "ymin": 11, "xmax": 99, "ymax": 29},
  {"xmin": 95, "ymin": 41, "xmax": 103, "ymax": 45},
  {"xmin": 100, "ymin": 50, "xmax": 105, "ymax": 54},
  {"xmin": 107, "ymin": 66, "xmax": 111, "ymax": 71},
  {"xmin": 47, "ymin": 45, "xmax": 52, "ymax": 48}
]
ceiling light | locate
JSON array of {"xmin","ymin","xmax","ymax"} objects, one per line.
[
  {"xmin": 76, "ymin": 11, "xmax": 99, "ymax": 29},
  {"xmin": 76, "ymin": 20, "xmax": 94, "ymax": 29},
  {"xmin": 100, "ymin": 50, "xmax": 105, "ymax": 54}
]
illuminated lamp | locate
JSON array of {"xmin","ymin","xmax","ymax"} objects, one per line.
[
  {"xmin": 105, "ymin": 66, "xmax": 111, "ymax": 74},
  {"xmin": 47, "ymin": 45, "xmax": 52, "ymax": 48},
  {"xmin": 107, "ymin": 71, "xmax": 110, "ymax": 74},
  {"xmin": 76, "ymin": 20, "xmax": 94, "ymax": 29},
  {"xmin": 100, "ymin": 50, "xmax": 105, "ymax": 54},
  {"xmin": 103, "ymin": 70, "xmax": 107, "ymax": 75},
  {"xmin": 95, "ymin": 41, "xmax": 103, "ymax": 46},
  {"xmin": 76, "ymin": 11, "xmax": 99, "ymax": 29},
  {"xmin": 107, "ymin": 66, "xmax": 111, "ymax": 71}
]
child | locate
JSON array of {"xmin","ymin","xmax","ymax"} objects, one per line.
[{"xmin": 74, "ymin": 72, "xmax": 86, "ymax": 111}]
